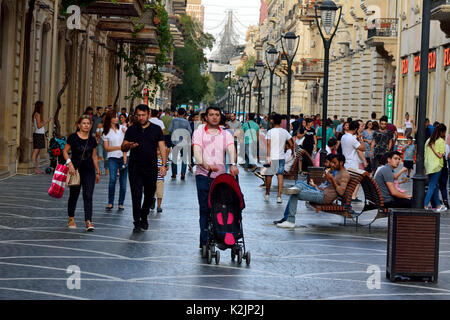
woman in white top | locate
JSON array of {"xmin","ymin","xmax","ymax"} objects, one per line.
[
  {"xmin": 32, "ymin": 101, "xmax": 52, "ymax": 174},
  {"xmin": 102, "ymin": 111, "xmax": 128, "ymax": 211},
  {"xmin": 404, "ymin": 112, "xmax": 415, "ymax": 138}
]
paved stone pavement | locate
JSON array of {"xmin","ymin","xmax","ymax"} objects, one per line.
[{"xmin": 1, "ymin": 166, "xmax": 450, "ymax": 300}]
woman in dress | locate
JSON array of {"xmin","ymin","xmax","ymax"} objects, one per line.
[
  {"xmin": 362, "ymin": 120, "xmax": 374, "ymax": 173},
  {"xmin": 31, "ymin": 101, "xmax": 52, "ymax": 174}
]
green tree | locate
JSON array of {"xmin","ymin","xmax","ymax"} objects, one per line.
[
  {"xmin": 235, "ymin": 55, "xmax": 256, "ymax": 77},
  {"xmin": 214, "ymin": 81, "xmax": 227, "ymax": 100},
  {"xmin": 172, "ymin": 15, "xmax": 215, "ymax": 106}
]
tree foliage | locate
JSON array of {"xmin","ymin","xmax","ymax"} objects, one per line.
[
  {"xmin": 235, "ymin": 55, "xmax": 256, "ymax": 77},
  {"xmin": 172, "ymin": 15, "xmax": 215, "ymax": 105}
]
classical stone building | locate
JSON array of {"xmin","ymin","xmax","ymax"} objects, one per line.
[
  {"xmin": 0, "ymin": 0, "xmax": 185, "ymax": 178},
  {"xmin": 240, "ymin": 0, "xmax": 449, "ymax": 127}
]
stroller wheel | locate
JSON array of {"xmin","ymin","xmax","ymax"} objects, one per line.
[
  {"xmin": 207, "ymin": 248, "xmax": 213, "ymax": 264},
  {"xmin": 202, "ymin": 245, "xmax": 207, "ymax": 258},
  {"xmin": 231, "ymin": 248, "xmax": 236, "ymax": 261},
  {"xmin": 237, "ymin": 248, "xmax": 243, "ymax": 265},
  {"xmin": 245, "ymin": 251, "xmax": 251, "ymax": 266},
  {"xmin": 215, "ymin": 250, "xmax": 220, "ymax": 265}
]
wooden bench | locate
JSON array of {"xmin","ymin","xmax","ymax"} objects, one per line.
[
  {"xmin": 308, "ymin": 168, "xmax": 389, "ymax": 227},
  {"xmin": 306, "ymin": 166, "xmax": 327, "ymax": 186},
  {"xmin": 284, "ymin": 149, "xmax": 314, "ymax": 180}
]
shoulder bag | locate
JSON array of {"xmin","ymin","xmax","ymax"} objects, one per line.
[{"xmin": 67, "ymin": 137, "xmax": 89, "ymax": 187}]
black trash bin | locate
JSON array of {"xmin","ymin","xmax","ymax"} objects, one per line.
[{"xmin": 386, "ymin": 208, "xmax": 440, "ymax": 283}]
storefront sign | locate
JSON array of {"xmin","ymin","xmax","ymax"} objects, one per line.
[
  {"xmin": 413, "ymin": 50, "xmax": 437, "ymax": 72},
  {"xmin": 445, "ymin": 48, "xmax": 450, "ymax": 67},
  {"xmin": 402, "ymin": 58, "xmax": 408, "ymax": 75},
  {"xmin": 386, "ymin": 89, "xmax": 394, "ymax": 124}
]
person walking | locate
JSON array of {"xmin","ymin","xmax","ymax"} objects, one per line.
[
  {"xmin": 263, "ymin": 114, "xmax": 293, "ymax": 204},
  {"xmin": 31, "ymin": 101, "xmax": 52, "ymax": 174},
  {"xmin": 299, "ymin": 118, "xmax": 317, "ymax": 172},
  {"xmin": 192, "ymin": 106, "xmax": 239, "ymax": 251},
  {"xmin": 362, "ymin": 120, "xmax": 374, "ymax": 173},
  {"xmin": 160, "ymin": 108, "xmax": 173, "ymax": 161},
  {"xmin": 424, "ymin": 123, "xmax": 447, "ymax": 211},
  {"xmin": 316, "ymin": 118, "xmax": 335, "ymax": 151},
  {"xmin": 168, "ymin": 108, "xmax": 192, "ymax": 180},
  {"xmin": 121, "ymin": 104, "xmax": 167, "ymax": 233},
  {"xmin": 63, "ymin": 115, "xmax": 100, "ymax": 231},
  {"xmin": 404, "ymin": 112, "xmax": 415, "ymax": 138},
  {"xmin": 102, "ymin": 110, "xmax": 128, "ymax": 212},
  {"xmin": 371, "ymin": 116, "xmax": 393, "ymax": 172},
  {"xmin": 242, "ymin": 113, "xmax": 260, "ymax": 172}
]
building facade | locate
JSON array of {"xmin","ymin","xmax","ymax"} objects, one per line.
[
  {"xmin": 186, "ymin": 0, "xmax": 204, "ymax": 28},
  {"xmin": 239, "ymin": 0, "xmax": 449, "ymax": 127},
  {"xmin": 0, "ymin": 0, "xmax": 185, "ymax": 178}
]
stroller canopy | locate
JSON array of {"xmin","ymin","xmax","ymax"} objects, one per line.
[{"xmin": 208, "ymin": 173, "xmax": 245, "ymax": 210}]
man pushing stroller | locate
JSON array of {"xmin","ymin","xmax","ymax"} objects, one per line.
[{"xmin": 192, "ymin": 106, "xmax": 239, "ymax": 251}]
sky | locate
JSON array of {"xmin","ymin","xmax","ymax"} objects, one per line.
[{"xmin": 201, "ymin": 0, "xmax": 261, "ymax": 59}]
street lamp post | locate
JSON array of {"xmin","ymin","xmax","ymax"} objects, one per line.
[
  {"xmin": 247, "ymin": 68, "xmax": 256, "ymax": 118},
  {"xmin": 315, "ymin": 0, "xmax": 342, "ymax": 167},
  {"xmin": 255, "ymin": 61, "xmax": 265, "ymax": 123},
  {"xmin": 280, "ymin": 32, "xmax": 300, "ymax": 126},
  {"xmin": 238, "ymin": 78, "xmax": 244, "ymax": 121},
  {"xmin": 242, "ymin": 75, "xmax": 249, "ymax": 121},
  {"xmin": 412, "ymin": 0, "xmax": 431, "ymax": 209},
  {"xmin": 266, "ymin": 47, "xmax": 279, "ymax": 117}
]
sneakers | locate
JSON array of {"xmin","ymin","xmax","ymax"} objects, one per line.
[
  {"xmin": 277, "ymin": 221, "xmax": 295, "ymax": 228},
  {"xmin": 283, "ymin": 186, "xmax": 300, "ymax": 195},
  {"xmin": 264, "ymin": 194, "xmax": 269, "ymax": 202},
  {"xmin": 86, "ymin": 220, "xmax": 95, "ymax": 232},
  {"xmin": 157, "ymin": 207, "xmax": 163, "ymax": 213},
  {"xmin": 277, "ymin": 197, "xmax": 282, "ymax": 204},
  {"xmin": 273, "ymin": 218, "xmax": 286, "ymax": 225},
  {"xmin": 436, "ymin": 204, "xmax": 447, "ymax": 212},
  {"xmin": 67, "ymin": 217, "xmax": 76, "ymax": 229}
]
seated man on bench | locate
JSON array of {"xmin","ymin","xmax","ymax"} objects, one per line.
[
  {"xmin": 373, "ymin": 151, "xmax": 412, "ymax": 208},
  {"xmin": 275, "ymin": 154, "xmax": 350, "ymax": 228}
]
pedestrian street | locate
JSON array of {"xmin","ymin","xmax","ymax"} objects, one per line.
[{"xmin": 1, "ymin": 169, "xmax": 450, "ymax": 300}]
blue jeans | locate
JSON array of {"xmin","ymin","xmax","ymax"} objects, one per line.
[
  {"xmin": 108, "ymin": 157, "xmax": 128, "ymax": 206},
  {"xmin": 425, "ymin": 170, "xmax": 441, "ymax": 208},
  {"xmin": 196, "ymin": 174, "xmax": 214, "ymax": 246},
  {"xmin": 286, "ymin": 180, "xmax": 324, "ymax": 223},
  {"xmin": 171, "ymin": 147, "xmax": 187, "ymax": 176}
]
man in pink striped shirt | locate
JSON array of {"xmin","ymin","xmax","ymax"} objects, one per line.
[{"xmin": 193, "ymin": 106, "xmax": 239, "ymax": 250}]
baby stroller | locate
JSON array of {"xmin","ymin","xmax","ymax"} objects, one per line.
[
  {"xmin": 45, "ymin": 125, "xmax": 66, "ymax": 174},
  {"xmin": 203, "ymin": 172, "xmax": 250, "ymax": 265}
]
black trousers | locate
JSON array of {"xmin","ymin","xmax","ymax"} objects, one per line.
[
  {"xmin": 68, "ymin": 169, "xmax": 96, "ymax": 221},
  {"xmin": 384, "ymin": 197, "xmax": 413, "ymax": 209},
  {"xmin": 128, "ymin": 166, "xmax": 157, "ymax": 224}
]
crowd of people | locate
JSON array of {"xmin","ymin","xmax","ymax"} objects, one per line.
[{"xmin": 33, "ymin": 101, "xmax": 450, "ymax": 238}]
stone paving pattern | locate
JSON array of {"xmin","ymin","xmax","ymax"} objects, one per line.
[{"xmin": 1, "ymin": 167, "xmax": 450, "ymax": 300}]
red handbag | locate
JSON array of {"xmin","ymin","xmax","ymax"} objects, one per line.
[{"xmin": 48, "ymin": 163, "xmax": 69, "ymax": 198}]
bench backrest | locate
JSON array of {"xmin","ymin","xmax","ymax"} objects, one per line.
[
  {"xmin": 307, "ymin": 166, "xmax": 327, "ymax": 185},
  {"xmin": 284, "ymin": 150, "xmax": 304, "ymax": 180},
  {"xmin": 345, "ymin": 168, "xmax": 385, "ymax": 208}
]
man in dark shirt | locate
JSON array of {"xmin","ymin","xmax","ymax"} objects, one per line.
[
  {"xmin": 299, "ymin": 118, "xmax": 317, "ymax": 172},
  {"xmin": 122, "ymin": 104, "xmax": 167, "ymax": 233},
  {"xmin": 371, "ymin": 116, "xmax": 393, "ymax": 171}
]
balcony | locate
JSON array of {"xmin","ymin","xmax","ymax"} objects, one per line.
[
  {"xmin": 366, "ymin": 18, "xmax": 398, "ymax": 63},
  {"xmin": 294, "ymin": 59, "xmax": 324, "ymax": 81},
  {"xmin": 108, "ymin": 25, "xmax": 158, "ymax": 46},
  {"xmin": 97, "ymin": 18, "xmax": 135, "ymax": 33},
  {"xmin": 82, "ymin": 0, "xmax": 144, "ymax": 17},
  {"xmin": 173, "ymin": 0, "xmax": 187, "ymax": 16},
  {"xmin": 299, "ymin": 0, "xmax": 322, "ymax": 24},
  {"xmin": 431, "ymin": 0, "xmax": 450, "ymax": 37}
]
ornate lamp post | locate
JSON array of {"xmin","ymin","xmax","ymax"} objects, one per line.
[
  {"xmin": 280, "ymin": 31, "xmax": 300, "ymax": 126},
  {"xmin": 254, "ymin": 61, "xmax": 265, "ymax": 123},
  {"xmin": 247, "ymin": 68, "xmax": 256, "ymax": 118},
  {"xmin": 265, "ymin": 47, "xmax": 279, "ymax": 117},
  {"xmin": 238, "ymin": 78, "xmax": 244, "ymax": 121},
  {"xmin": 242, "ymin": 75, "xmax": 249, "ymax": 121},
  {"xmin": 315, "ymin": 0, "xmax": 342, "ymax": 167}
]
